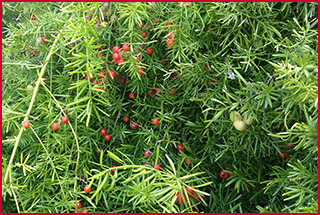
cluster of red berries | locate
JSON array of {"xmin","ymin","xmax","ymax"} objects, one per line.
[
  {"xmin": 22, "ymin": 116, "xmax": 69, "ymax": 131},
  {"xmin": 176, "ymin": 143, "xmax": 192, "ymax": 166},
  {"xmin": 164, "ymin": 23, "xmax": 175, "ymax": 46},
  {"xmin": 136, "ymin": 19, "xmax": 175, "ymax": 59},
  {"xmin": 85, "ymin": 69, "xmax": 117, "ymax": 95},
  {"xmin": 53, "ymin": 117, "xmax": 69, "ymax": 131},
  {"xmin": 85, "ymin": 44, "xmax": 131, "ymax": 93},
  {"xmin": 111, "ymin": 44, "xmax": 128, "ymax": 65},
  {"xmin": 176, "ymin": 187, "xmax": 205, "ymax": 204},
  {"xmin": 100, "ymin": 128, "xmax": 111, "ymax": 141}
]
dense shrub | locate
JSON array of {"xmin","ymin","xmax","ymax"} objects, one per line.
[{"xmin": 2, "ymin": 2, "xmax": 318, "ymax": 213}]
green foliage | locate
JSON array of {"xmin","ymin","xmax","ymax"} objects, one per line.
[{"xmin": 2, "ymin": 2, "xmax": 318, "ymax": 213}]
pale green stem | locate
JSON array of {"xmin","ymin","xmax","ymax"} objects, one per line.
[{"xmin": 4, "ymin": 33, "xmax": 61, "ymax": 183}]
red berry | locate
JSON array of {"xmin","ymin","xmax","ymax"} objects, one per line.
[
  {"xmin": 141, "ymin": 32, "xmax": 147, "ymax": 38},
  {"xmin": 204, "ymin": 65, "xmax": 209, "ymax": 70},
  {"xmin": 185, "ymin": 160, "xmax": 192, "ymax": 165},
  {"xmin": 173, "ymin": 71, "xmax": 177, "ymax": 78},
  {"xmin": 149, "ymin": 90, "xmax": 155, "ymax": 97},
  {"xmin": 281, "ymin": 153, "xmax": 290, "ymax": 159},
  {"xmin": 146, "ymin": 21, "xmax": 152, "ymax": 28},
  {"xmin": 76, "ymin": 202, "xmax": 81, "ymax": 209},
  {"xmin": 123, "ymin": 116, "xmax": 130, "ymax": 122},
  {"xmin": 109, "ymin": 71, "xmax": 116, "ymax": 79},
  {"xmin": 155, "ymin": 162, "xmax": 161, "ymax": 170},
  {"xmin": 144, "ymin": 151, "xmax": 151, "ymax": 158},
  {"xmin": 138, "ymin": 68, "xmax": 144, "ymax": 76},
  {"xmin": 61, "ymin": 117, "xmax": 69, "ymax": 124},
  {"xmin": 176, "ymin": 192, "xmax": 185, "ymax": 204},
  {"xmin": 84, "ymin": 185, "xmax": 91, "ymax": 193},
  {"xmin": 86, "ymin": 75, "xmax": 93, "ymax": 81},
  {"xmin": 152, "ymin": 119, "xmax": 159, "ymax": 125},
  {"xmin": 82, "ymin": 211, "xmax": 88, "ymax": 213},
  {"xmin": 146, "ymin": 48, "xmax": 153, "ymax": 54},
  {"xmin": 104, "ymin": 134, "xmax": 111, "ymax": 141},
  {"xmin": 131, "ymin": 123, "xmax": 138, "ymax": 130},
  {"xmin": 129, "ymin": 93, "xmax": 136, "ymax": 99},
  {"xmin": 122, "ymin": 44, "xmax": 129, "ymax": 51},
  {"xmin": 98, "ymin": 53, "xmax": 104, "ymax": 58},
  {"xmin": 166, "ymin": 40, "xmax": 174, "ymax": 46},
  {"xmin": 168, "ymin": 31, "xmax": 175, "ymax": 39},
  {"xmin": 111, "ymin": 165, "xmax": 117, "ymax": 173},
  {"xmin": 137, "ymin": 56, "xmax": 141, "ymax": 61},
  {"xmin": 113, "ymin": 52, "xmax": 120, "ymax": 61},
  {"xmin": 220, "ymin": 170, "xmax": 228, "ymax": 179},
  {"xmin": 92, "ymin": 80, "xmax": 99, "ymax": 85},
  {"xmin": 52, "ymin": 123, "xmax": 59, "ymax": 131},
  {"xmin": 169, "ymin": 89, "xmax": 176, "ymax": 95},
  {"xmin": 112, "ymin": 46, "xmax": 120, "ymax": 53},
  {"xmin": 186, "ymin": 187, "xmax": 194, "ymax": 197},
  {"xmin": 161, "ymin": 58, "xmax": 167, "ymax": 65},
  {"xmin": 117, "ymin": 58, "xmax": 125, "ymax": 65},
  {"xmin": 177, "ymin": 143, "xmax": 184, "ymax": 151},
  {"xmin": 246, "ymin": 182, "xmax": 249, "ymax": 187},
  {"xmin": 98, "ymin": 71, "xmax": 105, "ymax": 79},
  {"xmin": 155, "ymin": 88, "xmax": 161, "ymax": 94},
  {"xmin": 22, "ymin": 121, "xmax": 30, "ymax": 129},
  {"xmin": 154, "ymin": 17, "xmax": 159, "ymax": 23}
]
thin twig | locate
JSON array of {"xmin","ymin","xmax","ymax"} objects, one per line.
[
  {"xmin": 40, "ymin": 81, "xmax": 80, "ymax": 179},
  {"xmin": 10, "ymin": 185, "xmax": 20, "ymax": 213},
  {"xmin": 4, "ymin": 29, "xmax": 62, "ymax": 183}
]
